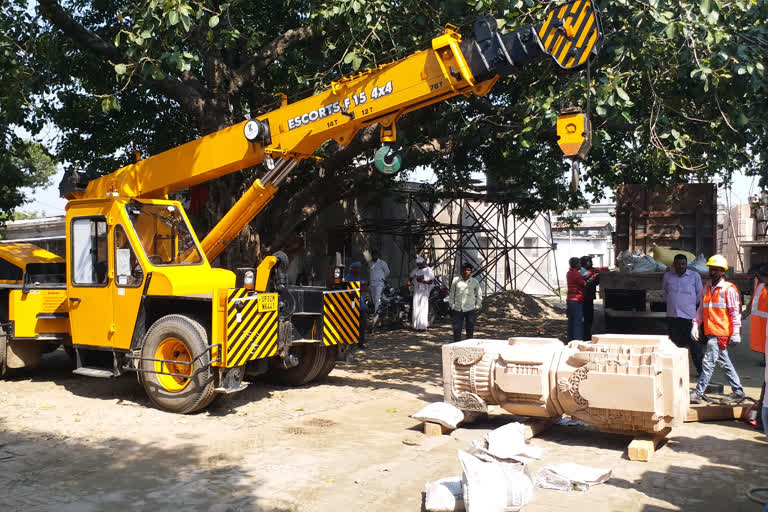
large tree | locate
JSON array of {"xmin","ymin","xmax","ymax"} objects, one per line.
[
  {"xmin": 18, "ymin": 0, "xmax": 768, "ymax": 264},
  {"xmin": 0, "ymin": 1, "xmax": 57, "ymax": 220}
]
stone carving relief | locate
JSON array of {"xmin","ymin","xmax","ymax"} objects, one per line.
[{"xmin": 442, "ymin": 335, "xmax": 689, "ymax": 435}]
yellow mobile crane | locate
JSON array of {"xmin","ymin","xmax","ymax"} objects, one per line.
[{"xmin": 0, "ymin": 0, "xmax": 603, "ymax": 413}]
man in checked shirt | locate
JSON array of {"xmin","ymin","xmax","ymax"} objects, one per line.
[{"xmin": 690, "ymin": 254, "xmax": 745, "ymax": 404}]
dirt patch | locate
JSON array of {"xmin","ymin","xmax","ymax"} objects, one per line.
[
  {"xmin": 305, "ymin": 418, "xmax": 337, "ymax": 428},
  {"xmin": 283, "ymin": 426, "xmax": 309, "ymax": 435},
  {"xmin": 481, "ymin": 290, "xmax": 563, "ymax": 320}
]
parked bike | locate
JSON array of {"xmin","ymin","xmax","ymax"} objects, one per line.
[
  {"xmin": 428, "ymin": 279, "xmax": 451, "ymax": 325},
  {"xmin": 369, "ymin": 278, "xmax": 450, "ymax": 332},
  {"xmin": 369, "ymin": 283, "xmax": 411, "ymax": 332}
]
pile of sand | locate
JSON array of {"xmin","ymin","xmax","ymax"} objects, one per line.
[{"xmin": 481, "ymin": 290, "xmax": 563, "ymax": 320}]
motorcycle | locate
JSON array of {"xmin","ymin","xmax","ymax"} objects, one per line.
[
  {"xmin": 428, "ymin": 278, "xmax": 451, "ymax": 325},
  {"xmin": 369, "ymin": 283, "xmax": 412, "ymax": 332},
  {"xmin": 369, "ymin": 279, "xmax": 449, "ymax": 331}
]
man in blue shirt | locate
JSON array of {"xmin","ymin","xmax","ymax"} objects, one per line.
[
  {"xmin": 662, "ymin": 253, "xmax": 703, "ymax": 375},
  {"xmin": 346, "ymin": 261, "xmax": 368, "ymax": 348}
]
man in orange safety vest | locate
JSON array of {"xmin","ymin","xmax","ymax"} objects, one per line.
[
  {"xmin": 749, "ymin": 265, "xmax": 768, "ymax": 436},
  {"xmin": 690, "ymin": 254, "xmax": 745, "ymax": 404}
]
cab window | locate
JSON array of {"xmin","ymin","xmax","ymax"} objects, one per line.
[
  {"xmin": 71, "ymin": 217, "xmax": 108, "ymax": 286},
  {"xmin": 125, "ymin": 201, "xmax": 203, "ymax": 266},
  {"xmin": 114, "ymin": 225, "xmax": 143, "ymax": 287}
]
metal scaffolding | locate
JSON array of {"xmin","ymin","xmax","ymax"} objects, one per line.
[{"xmin": 334, "ymin": 185, "xmax": 560, "ymax": 296}]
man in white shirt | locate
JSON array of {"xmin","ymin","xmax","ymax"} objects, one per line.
[
  {"xmin": 368, "ymin": 249, "xmax": 389, "ymax": 314},
  {"xmin": 449, "ymin": 263, "xmax": 482, "ymax": 342},
  {"xmin": 410, "ymin": 257, "xmax": 434, "ymax": 330}
]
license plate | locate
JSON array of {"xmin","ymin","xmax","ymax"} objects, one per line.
[{"xmin": 258, "ymin": 293, "xmax": 277, "ymax": 312}]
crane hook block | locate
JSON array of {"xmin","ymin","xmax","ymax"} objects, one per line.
[
  {"xmin": 374, "ymin": 146, "xmax": 402, "ymax": 175},
  {"xmin": 556, "ymin": 108, "xmax": 592, "ymax": 160}
]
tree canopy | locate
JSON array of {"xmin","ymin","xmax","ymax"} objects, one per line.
[
  {"xmin": 0, "ymin": 1, "xmax": 57, "ymax": 220},
  {"xmin": 3, "ymin": 0, "xmax": 767, "ymax": 262}
]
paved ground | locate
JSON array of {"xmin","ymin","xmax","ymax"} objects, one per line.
[{"xmin": 1, "ymin": 309, "xmax": 766, "ymax": 511}]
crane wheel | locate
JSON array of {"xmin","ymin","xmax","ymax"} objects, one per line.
[
  {"xmin": 0, "ymin": 326, "xmax": 7, "ymax": 378},
  {"xmin": 268, "ymin": 343, "xmax": 328, "ymax": 386},
  {"xmin": 374, "ymin": 145, "xmax": 402, "ymax": 175},
  {"xmin": 139, "ymin": 314, "xmax": 216, "ymax": 414},
  {"xmin": 316, "ymin": 346, "xmax": 340, "ymax": 381}
]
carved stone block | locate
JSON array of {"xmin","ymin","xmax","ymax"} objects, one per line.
[{"xmin": 442, "ymin": 334, "xmax": 689, "ymax": 435}]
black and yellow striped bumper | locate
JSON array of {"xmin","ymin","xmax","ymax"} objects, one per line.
[
  {"xmin": 322, "ymin": 282, "xmax": 361, "ymax": 345},
  {"xmin": 225, "ymin": 288, "xmax": 279, "ymax": 367}
]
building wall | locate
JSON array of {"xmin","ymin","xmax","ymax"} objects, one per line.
[
  {"xmin": 552, "ymin": 235, "xmax": 611, "ymax": 285},
  {"xmin": 1, "ymin": 216, "xmax": 66, "ymax": 257}
]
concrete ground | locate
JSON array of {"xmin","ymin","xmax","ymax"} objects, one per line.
[{"xmin": 1, "ymin": 311, "xmax": 766, "ymax": 512}]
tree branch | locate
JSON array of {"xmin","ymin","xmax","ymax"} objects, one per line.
[
  {"xmin": 36, "ymin": 0, "xmax": 206, "ymax": 119},
  {"xmin": 229, "ymin": 26, "xmax": 314, "ymax": 95}
]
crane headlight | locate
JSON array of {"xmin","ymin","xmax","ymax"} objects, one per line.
[{"xmin": 244, "ymin": 119, "xmax": 264, "ymax": 142}]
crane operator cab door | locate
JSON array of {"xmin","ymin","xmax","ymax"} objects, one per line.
[
  {"xmin": 67, "ymin": 205, "xmax": 118, "ymax": 351},
  {"xmin": 67, "ymin": 202, "xmax": 147, "ymax": 354}
]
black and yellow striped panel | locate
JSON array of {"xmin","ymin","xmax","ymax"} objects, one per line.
[
  {"xmin": 537, "ymin": 0, "xmax": 603, "ymax": 70},
  {"xmin": 322, "ymin": 282, "xmax": 360, "ymax": 345},
  {"xmin": 225, "ymin": 288, "xmax": 279, "ymax": 367}
]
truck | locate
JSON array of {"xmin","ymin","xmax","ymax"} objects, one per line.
[
  {"xmin": 0, "ymin": 0, "xmax": 604, "ymax": 413},
  {"xmin": 601, "ymin": 184, "xmax": 752, "ymax": 333}
]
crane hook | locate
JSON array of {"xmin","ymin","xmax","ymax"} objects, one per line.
[{"xmin": 374, "ymin": 145, "xmax": 402, "ymax": 175}]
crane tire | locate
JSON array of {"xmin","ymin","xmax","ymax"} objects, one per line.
[
  {"xmin": 269, "ymin": 343, "xmax": 327, "ymax": 386},
  {"xmin": 139, "ymin": 314, "xmax": 216, "ymax": 414},
  {"xmin": 315, "ymin": 346, "xmax": 340, "ymax": 380},
  {"xmin": 0, "ymin": 326, "xmax": 6, "ymax": 378}
]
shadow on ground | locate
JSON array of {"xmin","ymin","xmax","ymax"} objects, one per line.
[{"xmin": 0, "ymin": 418, "xmax": 292, "ymax": 512}]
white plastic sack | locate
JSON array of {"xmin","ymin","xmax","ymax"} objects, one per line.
[
  {"xmin": 425, "ymin": 477, "xmax": 465, "ymax": 512},
  {"xmin": 689, "ymin": 253, "xmax": 708, "ymax": 274},
  {"xmin": 459, "ymin": 450, "xmax": 533, "ymax": 512},
  {"xmin": 411, "ymin": 402, "xmax": 465, "ymax": 430},
  {"xmin": 631, "ymin": 254, "xmax": 666, "ymax": 273},
  {"xmin": 534, "ymin": 463, "xmax": 612, "ymax": 491},
  {"xmin": 484, "ymin": 422, "xmax": 544, "ymax": 461}
]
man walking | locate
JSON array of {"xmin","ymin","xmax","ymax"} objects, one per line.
[
  {"xmin": 368, "ymin": 249, "xmax": 389, "ymax": 314},
  {"xmin": 690, "ymin": 254, "xmax": 745, "ymax": 404},
  {"xmin": 449, "ymin": 263, "xmax": 482, "ymax": 342},
  {"xmin": 410, "ymin": 257, "xmax": 434, "ymax": 331},
  {"xmin": 662, "ymin": 253, "xmax": 703, "ymax": 376}
]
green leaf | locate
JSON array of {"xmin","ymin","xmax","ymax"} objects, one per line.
[
  {"xmin": 167, "ymin": 10, "xmax": 179, "ymax": 26},
  {"xmin": 664, "ymin": 23, "xmax": 676, "ymax": 39},
  {"xmin": 180, "ymin": 13, "xmax": 191, "ymax": 32},
  {"xmin": 114, "ymin": 63, "xmax": 127, "ymax": 75},
  {"xmin": 114, "ymin": 31, "xmax": 122, "ymax": 46},
  {"xmin": 209, "ymin": 15, "xmax": 219, "ymax": 28},
  {"xmin": 520, "ymin": 139, "xmax": 531, "ymax": 148},
  {"xmin": 343, "ymin": 51, "xmax": 357, "ymax": 64},
  {"xmin": 595, "ymin": 104, "xmax": 607, "ymax": 116},
  {"xmin": 707, "ymin": 10, "xmax": 719, "ymax": 24},
  {"xmin": 700, "ymin": 0, "xmax": 711, "ymax": 15},
  {"xmin": 616, "ymin": 87, "xmax": 630, "ymax": 102},
  {"xmin": 351, "ymin": 0, "xmax": 361, "ymax": 13},
  {"xmin": 351, "ymin": 55, "xmax": 363, "ymax": 71}
]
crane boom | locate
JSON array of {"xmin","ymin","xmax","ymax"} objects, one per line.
[{"xmin": 62, "ymin": 0, "xmax": 603, "ymax": 262}]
